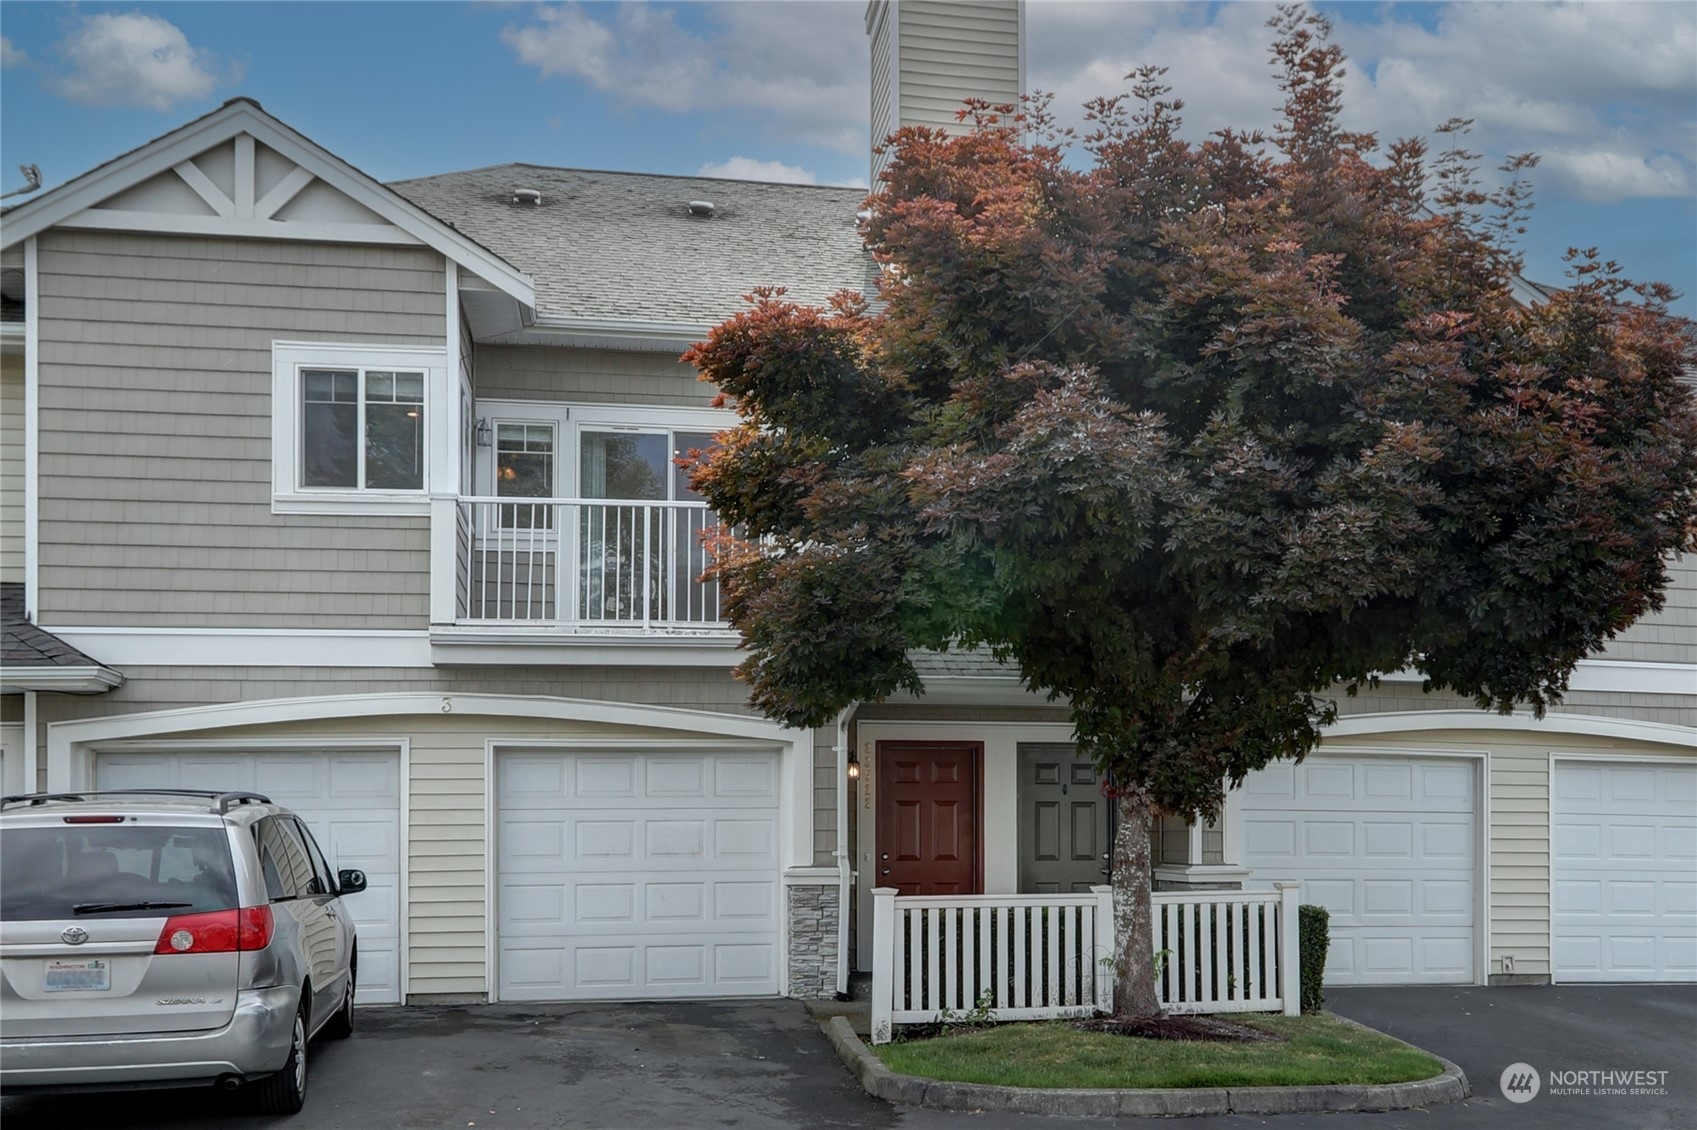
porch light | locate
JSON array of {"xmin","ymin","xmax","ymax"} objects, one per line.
[
  {"xmin": 846, "ymin": 754, "xmax": 861, "ymax": 780},
  {"xmin": 475, "ymin": 418, "xmax": 492, "ymax": 447}
]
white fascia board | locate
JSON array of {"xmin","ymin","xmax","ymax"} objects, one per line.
[
  {"xmin": 1324, "ymin": 709, "xmax": 1697, "ymax": 748},
  {"xmin": 0, "ymin": 666, "xmax": 124, "ymax": 694},
  {"xmin": 0, "ymin": 99, "xmax": 535, "ymax": 311},
  {"xmin": 500, "ymin": 316, "xmax": 712, "ymax": 349},
  {"xmin": 1375, "ymin": 659, "xmax": 1696, "ymax": 697}
]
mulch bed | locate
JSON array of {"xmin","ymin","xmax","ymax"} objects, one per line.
[{"xmin": 1074, "ymin": 1014, "xmax": 1286, "ymax": 1043}]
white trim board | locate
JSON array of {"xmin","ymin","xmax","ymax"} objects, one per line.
[
  {"xmin": 1375, "ymin": 660, "xmax": 1696, "ymax": 697},
  {"xmin": 47, "ymin": 691, "xmax": 799, "ymax": 791},
  {"xmin": 23, "ymin": 237, "xmax": 38, "ymax": 619},
  {"xmin": 1324, "ymin": 711, "xmax": 1696, "ymax": 748},
  {"xmin": 41, "ymin": 628, "xmax": 434, "ymax": 668}
]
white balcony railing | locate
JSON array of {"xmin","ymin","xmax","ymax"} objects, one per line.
[
  {"xmin": 447, "ymin": 496, "xmax": 730, "ymax": 631},
  {"xmin": 869, "ymin": 883, "xmax": 1300, "ymax": 1044}
]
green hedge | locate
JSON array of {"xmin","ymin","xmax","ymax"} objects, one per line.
[{"xmin": 1298, "ymin": 904, "xmax": 1330, "ymax": 1013}]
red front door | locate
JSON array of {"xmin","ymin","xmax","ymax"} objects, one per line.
[{"xmin": 876, "ymin": 741, "xmax": 982, "ymax": 895}]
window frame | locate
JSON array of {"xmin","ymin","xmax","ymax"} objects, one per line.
[{"xmin": 272, "ymin": 340, "xmax": 449, "ymax": 515}]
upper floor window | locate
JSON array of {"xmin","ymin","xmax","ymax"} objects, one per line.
[
  {"xmin": 272, "ymin": 342, "xmax": 448, "ymax": 515},
  {"xmin": 302, "ymin": 368, "xmax": 425, "ymax": 490}
]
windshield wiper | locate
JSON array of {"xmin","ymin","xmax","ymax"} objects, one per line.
[{"xmin": 71, "ymin": 901, "xmax": 193, "ymax": 915}]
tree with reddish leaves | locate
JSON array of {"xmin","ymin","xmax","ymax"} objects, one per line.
[{"xmin": 684, "ymin": 6, "xmax": 1697, "ymax": 1016}]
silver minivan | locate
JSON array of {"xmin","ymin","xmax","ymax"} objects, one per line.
[{"xmin": 0, "ymin": 789, "xmax": 366, "ymax": 1114}]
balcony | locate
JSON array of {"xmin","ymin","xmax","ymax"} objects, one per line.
[{"xmin": 429, "ymin": 496, "xmax": 740, "ymax": 663}]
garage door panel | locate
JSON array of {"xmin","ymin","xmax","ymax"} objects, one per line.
[
  {"xmin": 1554, "ymin": 761, "xmax": 1697, "ymax": 983},
  {"xmin": 497, "ymin": 751, "xmax": 780, "ymax": 1001},
  {"xmin": 96, "ymin": 751, "xmax": 402, "ymax": 1004},
  {"xmin": 1240, "ymin": 755, "xmax": 1476, "ymax": 985}
]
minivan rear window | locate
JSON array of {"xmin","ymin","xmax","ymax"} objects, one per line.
[{"xmin": 0, "ymin": 826, "xmax": 239, "ymax": 920}]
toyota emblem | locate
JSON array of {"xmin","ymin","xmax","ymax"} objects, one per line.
[{"xmin": 61, "ymin": 926, "xmax": 89, "ymax": 946}]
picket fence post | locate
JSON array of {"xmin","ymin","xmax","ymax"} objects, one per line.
[
  {"xmin": 870, "ymin": 887, "xmax": 897, "ymax": 1044},
  {"xmin": 1276, "ymin": 881, "xmax": 1302, "ymax": 1017},
  {"xmin": 1090, "ymin": 884, "xmax": 1115, "ymax": 1014}
]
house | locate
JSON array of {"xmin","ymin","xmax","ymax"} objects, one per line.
[{"xmin": 2, "ymin": 0, "xmax": 1691, "ymax": 1011}]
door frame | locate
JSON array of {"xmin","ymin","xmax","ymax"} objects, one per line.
[
  {"xmin": 874, "ymin": 739, "xmax": 986, "ymax": 896},
  {"xmin": 851, "ymin": 720, "xmax": 1076, "ymax": 967}
]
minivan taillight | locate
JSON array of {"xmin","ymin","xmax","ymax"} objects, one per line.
[{"xmin": 153, "ymin": 906, "xmax": 274, "ymax": 954}]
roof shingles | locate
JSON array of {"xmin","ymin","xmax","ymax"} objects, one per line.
[
  {"xmin": 389, "ymin": 164, "xmax": 879, "ymax": 327},
  {"xmin": 1, "ymin": 583, "xmax": 105, "ymax": 670}
]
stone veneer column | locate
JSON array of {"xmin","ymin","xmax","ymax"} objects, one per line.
[{"xmin": 784, "ymin": 879, "xmax": 841, "ymax": 999}]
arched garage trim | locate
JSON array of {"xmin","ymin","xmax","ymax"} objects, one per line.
[
  {"xmin": 46, "ymin": 695, "xmax": 807, "ymax": 869},
  {"xmin": 1322, "ymin": 710, "xmax": 1696, "ymax": 749}
]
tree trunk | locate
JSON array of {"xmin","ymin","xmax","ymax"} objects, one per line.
[{"xmin": 1111, "ymin": 790, "xmax": 1161, "ymax": 1017}]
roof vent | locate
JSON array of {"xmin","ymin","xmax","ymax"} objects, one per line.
[
  {"xmin": 512, "ymin": 188, "xmax": 542, "ymax": 206},
  {"xmin": 687, "ymin": 200, "xmax": 716, "ymax": 217}
]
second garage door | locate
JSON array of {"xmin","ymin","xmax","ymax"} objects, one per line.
[
  {"xmin": 1553, "ymin": 759, "xmax": 1697, "ymax": 983},
  {"xmin": 1238, "ymin": 754, "xmax": 1478, "ymax": 985},
  {"xmin": 497, "ymin": 749, "xmax": 781, "ymax": 1001}
]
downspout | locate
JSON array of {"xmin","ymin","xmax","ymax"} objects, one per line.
[{"xmin": 833, "ymin": 706, "xmax": 854, "ymax": 996}]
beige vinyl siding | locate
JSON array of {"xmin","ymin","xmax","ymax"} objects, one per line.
[
  {"xmin": 473, "ymin": 344, "xmax": 710, "ymax": 406},
  {"xmin": 34, "ymin": 228, "xmax": 445, "ymax": 629},
  {"xmin": 1596, "ymin": 553, "xmax": 1696, "ymax": 665},
  {"xmin": 896, "ymin": 0, "xmax": 1021, "ymax": 131},
  {"xmin": 869, "ymin": 0, "xmax": 897, "ymax": 183},
  {"xmin": 1, "ymin": 353, "xmax": 21, "ymax": 582},
  {"xmin": 1327, "ymin": 728, "xmax": 1694, "ymax": 980},
  {"xmin": 39, "ymin": 665, "xmax": 835, "ymax": 998}
]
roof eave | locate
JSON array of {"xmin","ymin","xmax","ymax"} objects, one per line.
[{"xmin": 1, "ymin": 665, "xmax": 125, "ymax": 694}]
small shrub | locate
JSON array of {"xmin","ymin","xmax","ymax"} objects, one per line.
[{"xmin": 1298, "ymin": 904, "xmax": 1330, "ymax": 1013}]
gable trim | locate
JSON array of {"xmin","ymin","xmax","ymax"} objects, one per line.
[{"xmin": 2, "ymin": 99, "xmax": 534, "ymax": 309}]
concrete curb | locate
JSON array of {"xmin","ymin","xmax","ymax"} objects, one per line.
[{"xmin": 820, "ymin": 1014, "xmax": 1470, "ymax": 1118}]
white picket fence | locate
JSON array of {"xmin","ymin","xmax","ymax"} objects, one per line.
[
  {"xmin": 869, "ymin": 882, "xmax": 1300, "ymax": 1044},
  {"xmin": 1154, "ymin": 884, "xmax": 1301, "ymax": 1016}
]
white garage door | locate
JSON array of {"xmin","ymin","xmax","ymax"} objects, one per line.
[
  {"xmin": 97, "ymin": 751, "xmax": 403, "ymax": 1004},
  {"xmin": 497, "ymin": 749, "xmax": 780, "ymax": 1001},
  {"xmin": 1239, "ymin": 755, "xmax": 1476, "ymax": 984},
  {"xmin": 1553, "ymin": 760, "xmax": 1697, "ymax": 983}
]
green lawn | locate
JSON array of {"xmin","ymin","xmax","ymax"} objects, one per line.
[{"xmin": 874, "ymin": 1014, "xmax": 1444, "ymax": 1090}]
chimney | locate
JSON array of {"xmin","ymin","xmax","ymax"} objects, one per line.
[{"xmin": 866, "ymin": 1, "xmax": 1025, "ymax": 187}]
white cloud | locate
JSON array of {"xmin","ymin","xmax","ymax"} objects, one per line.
[
  {"xmin": 698, "ymin": 156, "xmax": 818, "ymax": 184},
  {"xmin": 1540, "ymin": 148, "xmax": 1693, "ymax": 203},
  {"xmin": 1, "ymin": 36, "xmax": 28, "ymax": 69},
  {"xmin": 1018, "ymin": 2, "xmax": 1696, "ymax": 207},
  {"xmin": 49, "ymin": 12, "xmax": 238, "ymax": 111},
  {"xmin": 502, "ymin": 1, "xmax": 869, "ymax": 155}
]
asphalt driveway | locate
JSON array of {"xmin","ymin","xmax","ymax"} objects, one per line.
[{"xmin": 2, "ymin": 985, "xmax": 1691, "ymax": 1129}]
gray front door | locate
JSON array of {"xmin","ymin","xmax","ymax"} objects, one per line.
[{"xmin": 1017, "ymin": 743, "xmax": 1112, "ymax": 893}]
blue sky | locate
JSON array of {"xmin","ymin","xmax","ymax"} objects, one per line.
[{"xmin": 3, "ymin": 2, "xmax": 1693, "ymax": 316}]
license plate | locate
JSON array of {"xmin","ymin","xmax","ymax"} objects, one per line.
[{"xmin": 44, "ymin": 959, "xmax": 110, "ymax": 992}]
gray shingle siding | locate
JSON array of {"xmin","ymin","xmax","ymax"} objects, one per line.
[
  {"xmin": 35, "ymin": 229, "xmax": 445, "ymax": 629},
  {"xmin": 474, "ymin": 344, "xmax": 711, "ymax": 406}
]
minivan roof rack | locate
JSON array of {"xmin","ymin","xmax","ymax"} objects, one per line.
[{"xmin": 0, "ymin": 789, "xmax": 273, "ymax": 815}]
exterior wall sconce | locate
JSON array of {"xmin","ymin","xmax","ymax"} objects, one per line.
[
  {"xmin": 475, "ymin": 418, "xmax": 493, "ymax": 447},
  {"xmin": 846, "ymin": 754, "xmax": 861, "ymax": 780}
]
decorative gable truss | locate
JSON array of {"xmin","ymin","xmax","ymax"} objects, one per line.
[
  {"xmin": 74, "ymin": 133, "xmax": 408, "ymax": 245},
  {"xmin": 0, "ymin": 98, "xmax": 534, "ymax": 311}
]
